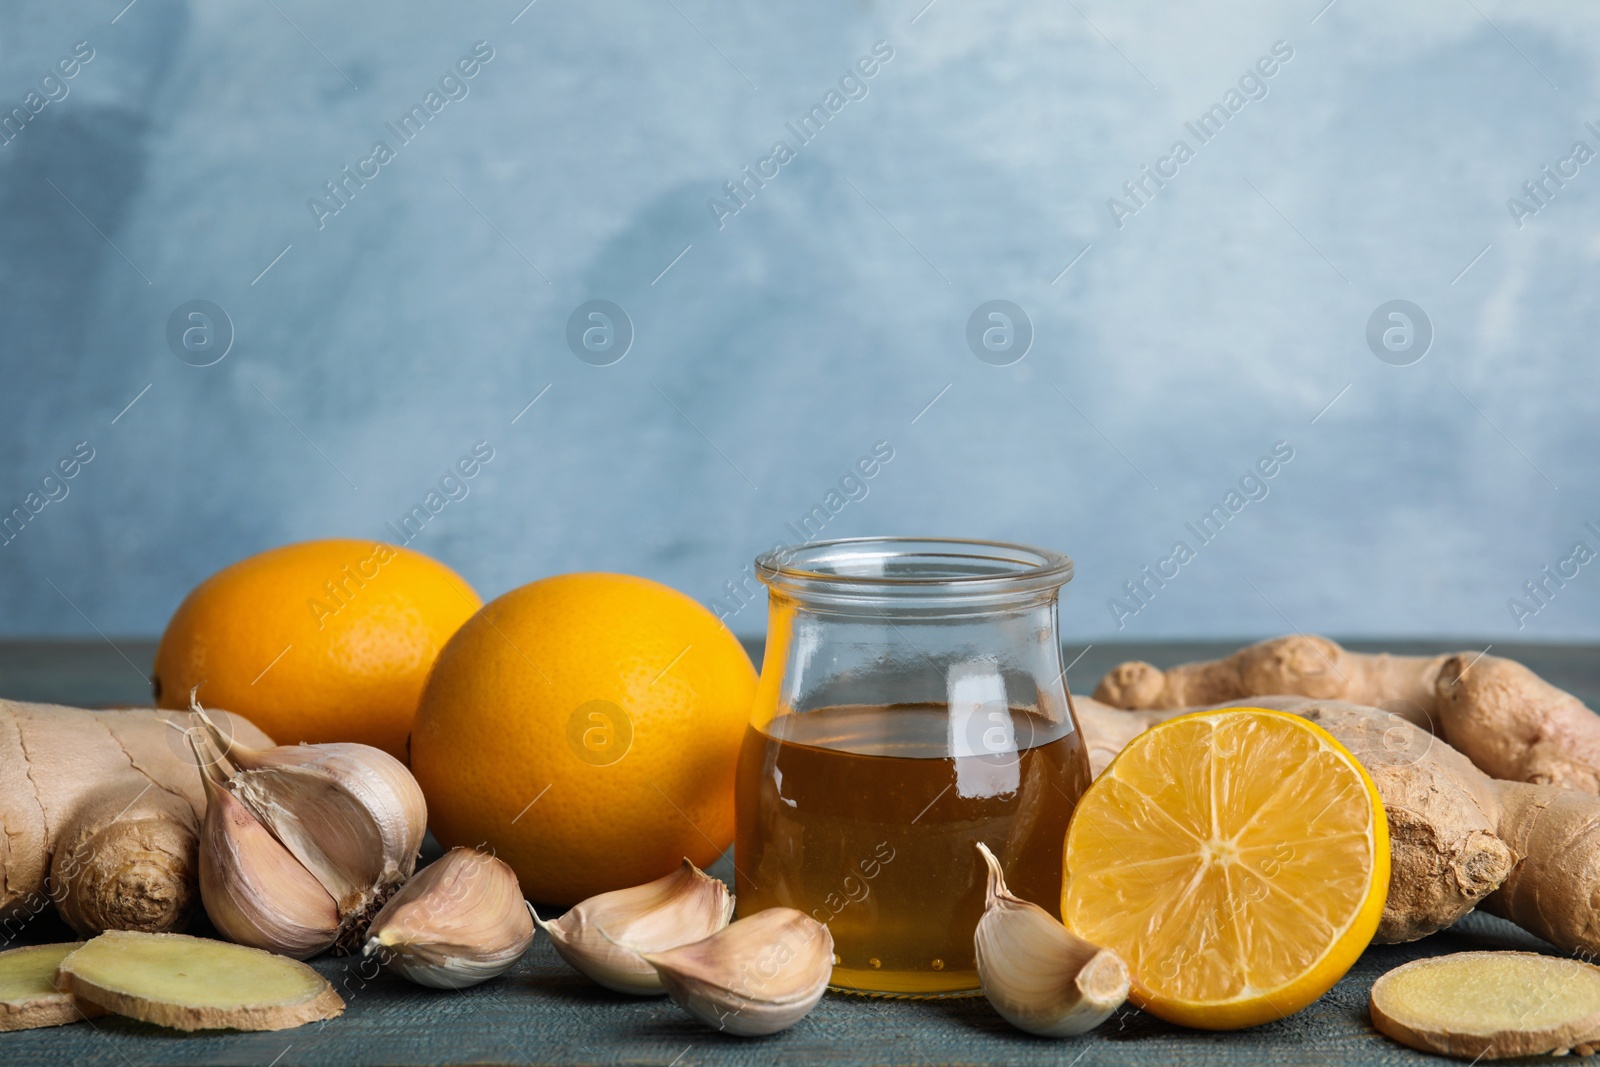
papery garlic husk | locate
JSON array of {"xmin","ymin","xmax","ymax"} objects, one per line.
[
  {"xmin": 191, "ymin": 732, "xmax": 340, "ymax": 960},
  {"xmin": 362, "ymin": 847, "xmax": 534, "ymax": 989},
  {"xmin": 973, "ymin": 842, "xmax": 1128, "ymax": 1036},
  {"xmin": 640, "ymin": 907, "xmax": 832, "ymax": 1037},
  {"xmin": 194, "ymin": 704, "xmax": 426, "ymax": 948},
  {"xmin": 533, "ymin": 858, "xmax": 733, "ymax": 995}
]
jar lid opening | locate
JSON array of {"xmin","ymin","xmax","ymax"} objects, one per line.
[{"xmin": 755, "ymin": 537, "xmax": 1073, "ymax": 601}]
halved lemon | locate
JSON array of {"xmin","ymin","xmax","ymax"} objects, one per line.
[{"xmin": 1061, "ymin": 707, "xmax": 1388, "ymax": 1029}]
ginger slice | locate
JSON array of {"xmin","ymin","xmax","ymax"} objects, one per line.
[
  {"xmin": 0, "ymin": 943, "xmax": 105, "ymax": 1031},
  {"xmin": 1370, "ymin": 951, "xmax": 1600, "ymax": 1060},
  {"xmin": 55, "ymin": 931, "xmax": 343, "ymax": 1032}
]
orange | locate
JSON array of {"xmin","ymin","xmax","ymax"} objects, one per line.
[
  {"xmin": 1061, "ymin": 707, "xmax": 1388, "ymax": 1030},
  {"xmin": 153, "ymin": 539, "xmax": 480, "ymax": 758},
  {"xmin": 409, "ymin": 573, "xmax": 757, "ymax": 905}
]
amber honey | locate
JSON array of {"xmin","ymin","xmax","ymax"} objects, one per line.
[{"xmin": 734, "ymin": 703, "xmax": 1090, "ymax": 996}]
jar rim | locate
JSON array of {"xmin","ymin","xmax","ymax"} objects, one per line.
[{"xmin": 755, "ymin": 536, "xmax": 1073, "ymax": 600}]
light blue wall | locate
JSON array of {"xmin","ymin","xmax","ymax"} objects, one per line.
[{"xmin": 1, "ymin": 0, "xmax": 1597, "ymax": 641}]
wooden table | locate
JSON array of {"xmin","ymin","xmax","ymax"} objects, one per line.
[{"xmin": 2, "ymin": 638, "xmax": 1595, "ymax": 1066}]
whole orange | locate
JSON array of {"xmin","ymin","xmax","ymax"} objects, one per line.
[
  {"xmin": 410, "ymin": 573, "xmax": 757, "ymax": 905},
  {"xmin": 153, "ymin": 539, "xmax": 480, "ymax": 758}
]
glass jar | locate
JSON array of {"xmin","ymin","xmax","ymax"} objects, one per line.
[{"xmin": 734, "ymin": 537, "xmax": 1091, "ymax": 997}]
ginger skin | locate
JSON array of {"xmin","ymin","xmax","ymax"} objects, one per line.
[
  {"xmin": 0, "ymin": 701, "xmax": 271, "ymax": 938},
  {"xmin": 1092, "ymin": 635, "xmax": 1600, "ymax": 793},
  {"xmin": 1072, "ymin": 694, "xmax": 1600, "ymax": 958},
  {"xmin": 1435, "ymin": 653, "xmax": 1600, "ymax": 792},
  {"xmin": 1091, "ymin": 635, "xmax": 1445, "ymax": 725}
]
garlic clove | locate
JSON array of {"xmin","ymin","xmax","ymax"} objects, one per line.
[
  {"xmin": 532, "ymin": 858, "xmax": 733, "ymax": 995},
  {"xmin": 362, "ymin": 848, "xmax": 534, "ymax": 989},
  {"xmin": 640, "ymin": 907, "xmax": 832, "ymax": 1037},
  {"xmin": 193, "ymin": 704, "xmax": 426, "ymax": 945},
  {"xmin": 191, "ymin": 732, "xmax": 339, "ymax": 960},
  {"xmin": 973, "ymin": 842, "xmax": 1128, "ymax": 1037}
]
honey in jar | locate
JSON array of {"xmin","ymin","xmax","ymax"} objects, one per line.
[{"xmin": 735, "ymin": 538, "xmax": 1090, "ymax": 996}]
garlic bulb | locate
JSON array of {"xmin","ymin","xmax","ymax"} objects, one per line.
[
  {"xmin": 973, "ymin": 842, "xmax": 1128, "ymax": 1036},
  {"xmin": 363, "ymin": 848, "xmax": 534, "ymax": 989},
  {"xmin": 534, "ymin": 859, "xmax": 733, "ymax": 995},
  {"xmin": 193, "ymin": 705, "xmax": 426, "ymax": 946},
  {"xmin": 641, "ymin": 907, "xmax": 832, "ymax": 1037},
  {"xmin": 191, "ymin": 733, "xmax": 339, "ymax": 960}
]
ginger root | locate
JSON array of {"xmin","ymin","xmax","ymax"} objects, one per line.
[
  {"xmin": 1072, "ymin": 695, "xmax": 1600, "ymax": 956},
  {"xmin": 1369, "ymin": 952, "xmax": 1600, "ymax": 1060},
  {"xmin": 0, "ymin": 700, "xmax": 271, "ymax": 937},
  {"xmin": 1435, "ymin": 653, "xmax": 1600, "ymax": 792},
  {"xmin": 1092, "ymin": 635, "xmax": 1600, "ymax": 791}
]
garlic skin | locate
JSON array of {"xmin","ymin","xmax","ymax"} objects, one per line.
[
  {"xmin": 641, "ymin": 907, "xmax": 832, "ymax": 1037},
  {"xmin": 363, "ymin": 848, "xmax": 534, "ymax": 989},
  {"xmin": 533, "ymin": 858, "xmax": 733, "ymax": 995},
  {"xmin": 194, "ymin": 706, "xmax": 426, "ymax": 946},
  {"xmin": 973, "ymin": 842, "xmax": 1128, "ymax": 1037},
  {"xmin": 191, "ymin": 733, "xmax": 339, "ymax": 960}
]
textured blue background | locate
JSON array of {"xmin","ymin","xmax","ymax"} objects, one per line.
[{"xmin": 0, "ymin": 0, "xmax": 1596, "ymax": 641}]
